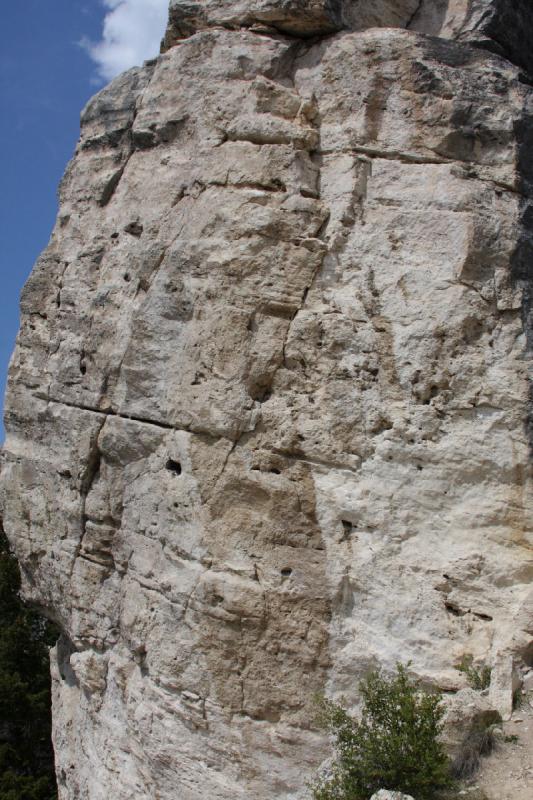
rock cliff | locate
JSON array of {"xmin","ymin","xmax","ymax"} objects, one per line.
[{"xmin": 1, "ymin": 1, "xmax": 532, "ymax": 798}]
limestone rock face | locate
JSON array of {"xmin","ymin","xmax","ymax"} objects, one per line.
[
  {"xmin": 1, "ymin": 1, "xmax": 532, "ymax": 799},
  {"xmin": 165, "ymin": 0, "xmax": 533, "ymax": 76},
  {"xmin": 370, "ymin": 792, "xmax": 415, "ymax": 800}
]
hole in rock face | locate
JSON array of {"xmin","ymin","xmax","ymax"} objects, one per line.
[
  {"xmin": 422, "ymin": 385, "xmax": 440, "ymax": 404},
  {"xmin": 124, "ymin": 220, "xmax": 143, "ymax": 237},
  {"xmin": 281, "ymin": 568, "xmax": 293, "ymax": 578},
  {"xmin": 341, "ymin": 520, "xmax": 355, "ymax": 537},
  {"xmin": 445, "ymin": 601, "xmax": 465, "ymax": 617},
  {"xmin": 474, "ymin": 611, "xmax": 493, "ymax": 622},
  {"xmin": 123, "ymin": 273, "xmax": 131, "ymax": 282},
  {"xmin": 270, "ymin": 468, "xmax": 281, "ymax": 475},
  {"xmin": 166, "ymin": 459, "xmax": 182, "ymax": 476}
]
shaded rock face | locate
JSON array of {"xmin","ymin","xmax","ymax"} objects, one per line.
[{"xmin": 1, "ymin": 1, "xmax": 532, "ymax": 798}]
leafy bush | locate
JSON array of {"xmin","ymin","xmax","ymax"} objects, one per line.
[
  {"xmin": 456, "ymin": 656, "xmax": 491, "ymax": 691},
  {"xmin": 0, "ymin": 523, "xmax": 58, "ymax": 799},
  {"xmin": 312, "ymin": 664, "xmax": 452, "ymax": 800}
]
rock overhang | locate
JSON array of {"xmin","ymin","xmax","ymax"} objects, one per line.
[{"xmin": 163, "ymin": 0, "xmax": 533, "ymax": 79}]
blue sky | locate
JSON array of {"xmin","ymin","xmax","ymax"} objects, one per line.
[{"xmin": 0, "ymin": 0, "xmax": 168, "ymax": 441}]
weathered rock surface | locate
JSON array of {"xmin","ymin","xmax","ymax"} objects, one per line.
[
  {"xmin": 370, "ymin": 791, "xmax": 415, "ymax": 800},
  {"xmin": 1, "ymin": 1, "xmax": 532, "ymax": 798},
  {"xmin": 476, "ymin": 706, "xmax": 533, "ymax": 800},
  {"xmin": 165, "ymin": 0, "xmax": 533, "ymax": 76}
]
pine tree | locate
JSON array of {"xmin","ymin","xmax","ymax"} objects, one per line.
[{"xmin": 0, "ymin": 522, "xmax": 58, "ymax": 800}]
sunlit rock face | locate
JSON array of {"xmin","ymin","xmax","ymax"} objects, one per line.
[
  {"xmin": 166, "ymin": 0, "xmax": 533, "ymax": 76},
  {"xmin": 1, "ymin": 1, "xmax": 532, "ymax": 798}
]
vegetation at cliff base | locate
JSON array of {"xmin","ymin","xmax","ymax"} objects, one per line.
[
  {"xmin": 0, "ymin": 524, "xmax": 58, "ymax": 800},
  {"xmin": 312, "ymin": 664, "xmax": 453, "ymax": 800}
]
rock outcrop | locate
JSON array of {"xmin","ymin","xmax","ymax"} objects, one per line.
[
  {"xmin": 370, "ymin": 792, "xmax": 414, "ymax": 800},
  {"xmin": 1, "ymin": 1, "xmax": 532, "ymax": 798}
]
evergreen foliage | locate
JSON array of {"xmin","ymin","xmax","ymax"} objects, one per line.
[
  {"xmin": 312, "ymin": 664, "xmax": 453, "ymax": 800},
  {"xmin": 0, "ymin": 524, "xmax": 58, "ymax": 800},
  {"xmin": 456, "ymin": 655, "xmax": 492, "ymax": 691}
]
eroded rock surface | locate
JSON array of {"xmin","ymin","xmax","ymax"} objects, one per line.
[
  {"xmin": 1, "ymin": 1, "xmax": 532, "ymax": 798},
  {"xmin": 370, "ymin": 792, "xmax": 415, "ymax": 800},
  {"xmin": 165, "ymin": 0, "xmax": 533, "ymax": 76}
]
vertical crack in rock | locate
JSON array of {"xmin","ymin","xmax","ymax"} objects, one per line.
[
  {"xmin": 74, "ymin": 417, "xmax": 106, "ymax": 576},
  {"xmin": 406, "ymin": 0, "xmax": 424, "ymax": 30},
  {"xmin": 510, "ymin": 95, "xmax": 533, "ymax": 456}
]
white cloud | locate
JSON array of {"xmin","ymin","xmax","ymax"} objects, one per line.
[{"xmin": 83, "ymin": 0, "xmax": 169, "ymax": 83}]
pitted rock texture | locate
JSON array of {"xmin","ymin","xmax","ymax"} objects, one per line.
[{"xmin": 1, "ymin": 1, "xmax": 533, "ymax": 799}]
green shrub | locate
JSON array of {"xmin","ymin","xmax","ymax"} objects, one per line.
[
  {"xmin": 312, "ymin": 664, "xmax": 453, "ymax": 800},
  {"xmin": 0, "ymin": 523, "xmax": 58, "ymax": 799},
  {"xmin": 456, "ymin": 655, "xmax": 491, "ymax": 691}
]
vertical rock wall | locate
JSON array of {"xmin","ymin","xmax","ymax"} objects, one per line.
[{"xmin": 1, "ymin": 2, "xmax": 532, "ymax": 798}]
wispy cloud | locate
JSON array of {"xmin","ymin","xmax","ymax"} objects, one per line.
[{"xmin": 82, "ymin": 0, "xmax": 169, "ymax": 83}]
